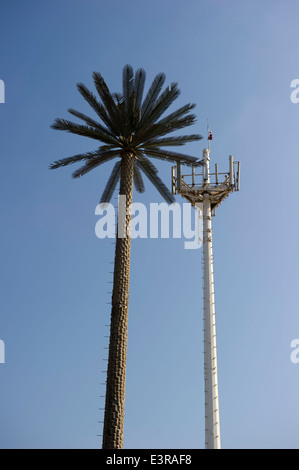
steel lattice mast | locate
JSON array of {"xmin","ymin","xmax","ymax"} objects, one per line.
[{"xmin": 172, "ymin": 144, "xmax": 240, "ymax": 449}]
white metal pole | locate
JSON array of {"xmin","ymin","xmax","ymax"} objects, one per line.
[
  {"xmin": 202, "ymin": 149, "xmax": 221, "ymax": 449},
  {"xmin": 229, "ymin": 155, "xmax": 234, "ymax": 186}
]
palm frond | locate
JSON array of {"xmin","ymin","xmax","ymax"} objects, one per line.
[
  {"xmin": 145, "ymin": 83, "xmax": 180, "ymax": 125},
  {"xmin": 145, "ymin": 134, "xmax": 203, "ymax": 148},
  {"xmin": 68, "ymin": 108, "xmax": 114, "ymax": 137},
  {"xmin": 141, "ymin": 73, "xmax": 166, "ymax": 120},
  {"xmin": 134, "ymin": 114, "xmax": 197, "ymax": 145},
  {"xmin": 134, "ymin": 68, "xmax": 146, "ymax": 110},
  {"xmin": 51, "ymin": 118, "xmax": 119, "ymax": 146},
  {"xmin": 144, "ymin": 148, "xmax": 198, "ymax": 166},
  {"xmin": 92, "ymin": 72, "xmax": 120, "ymax": 128},
  {"xmin": 156, "ymin": 114, "xmax": 197, "ymax": 135},
  {"xmin": 122, "ymin": 64, "xmax": 134, "ymax": 110},
  {"xmin": 133, "ymin": 160, "xmax": 145, "ymax": 193},
  {"xmin": 117, "ymin": 101, "xmax": 130, "ymax": 137},
  {"xmin": 72, "ymin": 151, "xmax": 119, "ymax": 178},
  {"xmin": 136, "ymin": 152, "xmax": 158, "ymax": 174},
  {"xmin": 122, "ymin": 65, "xmax": 139, "ymax": 134},
  {"xmin": 76, "ymin": 82, "xmax": 116, "ymax": 133},
  {"xmin": 49, "ymin": 149, "xmax": 108, "ymax": 169},
  {"xmin": 100, "ymin": 160, "xmax": 121, "ymax": 203},
  {"xmin": 113, "ymin": 92, "xmax": 123, "ymax": 105},
  {"xmin": 157, "ymin": 103, "xmax": 196, "ymax": 126},
  {"xmin": 138, "ymin": 159, "xmax": 174, "ymax": 204}
]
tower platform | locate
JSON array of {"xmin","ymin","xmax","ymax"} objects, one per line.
[{"xmin": 172, "ymin": 153, "xmax": 240, "ymax": 213}]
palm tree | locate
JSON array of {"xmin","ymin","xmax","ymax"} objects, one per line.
[{"xmin": 50, "ymin": 65, "xmax": 202, "ymax": 449}]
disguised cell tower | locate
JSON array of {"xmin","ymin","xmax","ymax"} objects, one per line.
[{"xmin": 171, "ymin": 128, "xmax": 240, "ymax": 449}]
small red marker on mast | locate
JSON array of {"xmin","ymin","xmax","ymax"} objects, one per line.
[{"xmin": 207, "ymin": 119, "xmax": 212, "ymax": 150}]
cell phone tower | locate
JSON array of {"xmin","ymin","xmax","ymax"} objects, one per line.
[{"xmin": 171, "ymin": 127, "xmax": 240, "ymax": 449}]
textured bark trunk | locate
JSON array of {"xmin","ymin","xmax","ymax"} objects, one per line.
[{"xmin": 102, "ymin": 153, "xmax": 134, "ymax": 449}]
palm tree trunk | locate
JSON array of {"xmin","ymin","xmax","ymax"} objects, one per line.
[{"xmin": 102, "ymin": 153, "xmax": 134, "ymax": 449}]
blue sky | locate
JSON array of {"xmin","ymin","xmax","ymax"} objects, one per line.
[{"xmin": 1, "ymin": 0, "xmax": 299, "ymax": 449}]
